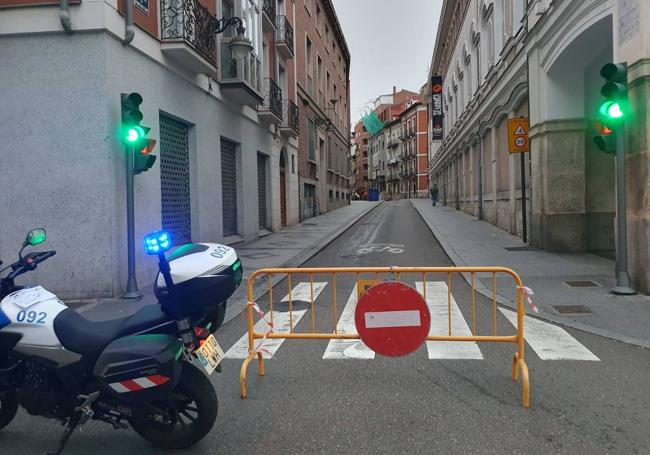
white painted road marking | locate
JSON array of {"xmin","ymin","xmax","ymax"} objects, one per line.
[
  {"xmin": 281, "ymin": 282, "xmax": 328, "ymax": 302},
  {"xmin": 364, "ymin": 310, "xmax": 422, "ymax": 328},
  {"xmin": 226, "ymin": 281, "xmax": 326, "ymax": 359},
  {"xmin": 323, "ymin": 285, "xmax": 375, "ymax": 359},
  {"xmin": 224, "ymin": 309, "xmax": 308, "ymax": 359},
  {"xmin": 498, "ymin": 308, "xmax": 600, "ymax": 361},
  {"xmin": 415, "ymin": 282, "xmax": 484, "ymax": 360}
]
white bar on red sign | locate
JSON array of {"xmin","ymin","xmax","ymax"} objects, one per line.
[
  {"xmin": 364, "ymin": 310, "xmax": 421, "ymax": 329},
  {"xmin": 415, "ymin": 282, "xmax": 484, "ymax": 360}
]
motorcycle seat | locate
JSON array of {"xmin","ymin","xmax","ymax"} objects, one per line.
[{"xmin": 53, "ymin": 304, "xmax": 171, "ymax": 357}]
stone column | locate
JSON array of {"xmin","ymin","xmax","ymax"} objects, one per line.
[{"xmin": 529, "ymin": 119, "xmax": 587, "ymax": 252}]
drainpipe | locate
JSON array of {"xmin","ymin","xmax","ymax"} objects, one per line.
[
  {"xmin": 123, "ymin": 0, "xmax": 135, "ymax": 45},
  {"xmin": 60, "ymin": 0, "xmax": 74, "ymax": 34},
  {"xmin": 477, "ymin": 139, "xmax": 483, "ymax": 220}
]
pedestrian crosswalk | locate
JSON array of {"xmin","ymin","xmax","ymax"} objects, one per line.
[{"xmin": 224, "ymin": 281, "xmax": 600, "ymax": 362}]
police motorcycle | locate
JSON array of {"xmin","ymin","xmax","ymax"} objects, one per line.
[{"xmin": 0, "ymin": 228, "xmax": 242, "ymax": 454}]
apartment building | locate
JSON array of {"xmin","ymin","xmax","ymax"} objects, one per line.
[
  {"xmin": 367, "ymin": 88, "xmax": 423, "ymax": 199},
  {"xmin": 0, "ymin": 0, "xmax": 301, "ymax": 297},
  {"xmin": 400, "ymin": 100, "xmax": 429, "ymax": 198},
  {"xmin": 295, "ymin": 0, "xmax": 351, "ymax": 220},
  {"xmin": 352, "ymin": 120, "xmax": 369, "ymax": 197}
]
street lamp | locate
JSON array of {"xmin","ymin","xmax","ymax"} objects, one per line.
[{"xmin": 209, "ymin": 16, "xmax": 254, "ymax": 60}]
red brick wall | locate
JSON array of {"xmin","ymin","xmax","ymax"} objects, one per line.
[{"xmin": 117, "ymin": 0, "xmax": 159, "ymax": 39}]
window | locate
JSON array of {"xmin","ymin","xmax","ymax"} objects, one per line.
[
  {"xmin": 317, "ymin": 55, "xmax": 323, "ymax": 106},
  {"xmin": 326, "ymin": 71, "xmax": 331, "ymax": 104},
  {"xmin": 306, "ymin": 36, "xmax": 313, "ymax": 94},
  {"xmin": 316, "ymin": 5, "xmax": 322, "ymax": 35},
  {"xmin": 304, "ymin": 0, "xmax": 311, "ymax": 15},
  {"xmin": 308, "ymin": 120, "xmax": 315, "ymax": 160},
  {"xmin": 325, "ymin": 25, "xmax": 330, "ymax": 51},
  {"xmin": 291, "ymin": 154, "xmax": 295, "ymax": 173}
]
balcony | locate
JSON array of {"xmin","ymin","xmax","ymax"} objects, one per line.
[
  {"xmin": 257, "ymin": 78, "xmax": 283, "ymax": 124},
  {"xmin": 220, "ymin": 44, "xmax": 264, "ymax": 105},
  {"xmin": 160, "ymin": 0, "xmax": 217, "ymax": 74},
  {"xmin": 276, "ymin": 15, "xmax": 294, "ymax": 58},
  {"xmin": 262, "ymin": 0, "xmax": 277, "ymax": 32},
  {"xmin": 280, "ymin": 99, "xmax": 300, "ymax": 137}
]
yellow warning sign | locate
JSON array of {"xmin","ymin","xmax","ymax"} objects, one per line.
[{"xmin": 508, "ymin": 118, "xmax": 529, "ymax": 153}]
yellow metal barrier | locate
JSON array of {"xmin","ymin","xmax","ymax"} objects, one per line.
[{"xmin": 239, "ymin": 267, "xmax": 530, "ymax": 408}]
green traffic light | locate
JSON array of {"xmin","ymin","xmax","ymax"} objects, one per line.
[
  {"xmin": 608, "ymin": 103, "xmax": 623, "ymax": 118},
  {"xmin": 125, "ymin": 125, "xmax": 145, "ymax": 143},
  {"xmin": 599, "ymin": 101, "xmax": 624, "ymax": 119}
]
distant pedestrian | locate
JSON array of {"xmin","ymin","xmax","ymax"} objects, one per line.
[{"xmin": 430, "ymin": 184, "xmax": 439, "ymax": 206}]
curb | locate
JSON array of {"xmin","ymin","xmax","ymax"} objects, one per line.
[
  {"xmin": 224, "ymin": 201, "xmax": 384, "ymax": 324},
  {"xmin": 411, "ymin": 200, "xmax": 650, "ymax": 350}
]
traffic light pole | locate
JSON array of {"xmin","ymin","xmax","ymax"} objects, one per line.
[
  {"xmin": 123, "ymin": 144, "xmax": 142, "ymax": 299},
  {"xmin": 612, "ymin": 121, "xmax": 635, "ymax": 295}
]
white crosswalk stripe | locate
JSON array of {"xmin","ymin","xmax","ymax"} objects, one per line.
[
  {"xmin": 323, "ymin": 285, "xmax": 375, "ymax": 359},
  {"xmin": 415, "ymin": 282, "xmax": 483, "ymax": 360},
  {"xmin": 499, "ymin": 308, "xmax": 600, "ymax": 361},
  {"xmin": 223, "ymin": 281, "xmax": 600, "ymax": 362},
  {"xmin": 224, "ymin": 282, "xmax": 328, "ymax": 359},
  {"xmin": 282, "ymin": 282, "xmax": 328, "ymax": 302}
]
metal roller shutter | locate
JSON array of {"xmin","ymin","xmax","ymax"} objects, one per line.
[
  {"xmin": 159, "ymin": 115, "xmax": 191, "ymax": 245},
  {"xmin": 221, "ymin": 139, "xmax": 238, "ymax": 237},
  {"xmin": 257, "ymin": 154, "xmax": 267, "ymax": 230}
]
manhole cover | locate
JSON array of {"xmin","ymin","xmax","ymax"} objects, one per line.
[
  {"xmin": 552, "ymin": 305, "xmax": 592, "ymax": 314},
  {"xmin": 564, "ymin": 280, "xmax": 600, "ymax": 288},
  {"xmin": 302, "ymin": 222, "xmax": 318, "ymax": 226},
  {"xmin": 504, "ymin": 246, "xmax": 537, "ymax": 252}
]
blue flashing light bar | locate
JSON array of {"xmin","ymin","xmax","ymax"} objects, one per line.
[{"xmin": 144, "ymin": 230, "xmax": 172, "ymax": 255}]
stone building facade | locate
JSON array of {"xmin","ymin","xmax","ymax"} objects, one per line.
[{"xmin": 428, "ymin": 0, "xmax": 650, "ymax": 293}]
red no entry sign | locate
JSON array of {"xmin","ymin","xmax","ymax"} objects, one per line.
[{"xmin": 354, "ymin": 281, "xmax": 430, "ymax": 357}]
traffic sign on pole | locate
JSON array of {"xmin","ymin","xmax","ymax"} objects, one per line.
[
  {"xmin": 508, "ymin": 118, "xmax": 529, "ymax": 153},
  {"xmin": 354, "ymin": 281, "xmax": 431, "ymax": 357}
]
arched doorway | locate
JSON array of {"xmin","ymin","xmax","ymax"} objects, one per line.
[
  {"xmin": 280, "ymin": 149, "xmax": 287, "ymax": 227},
  {"xmin": 537, "ymin": 14, "xmax": 615, "ymax": 254}
]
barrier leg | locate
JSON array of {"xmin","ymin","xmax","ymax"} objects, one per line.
[
  {"xmin": 517, "ymin": 358, "xmax": 530, "ymax": 408},
  {"xmin": 512, "ymin": 353, "xmax": 519, "ymax": 382},
  {"xmin": 240, "ymin": 354, "xmax": 256, "ymax": 399},
  {"xmin": 257, "ymin": 352, "xmax": 265, "ymax": 376}
]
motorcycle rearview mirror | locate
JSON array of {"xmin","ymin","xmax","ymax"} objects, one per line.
[
  {"xmin": 26, "ymin": 228, "xmax": 46, "ymax": 246},
  {"xmin": 20, "ymin": 228, "xmax": 46, "ymax": 261}
]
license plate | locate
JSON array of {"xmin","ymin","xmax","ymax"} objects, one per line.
[{"xmin": 193, "ymin": 335, "xmax": 225, "ymax": 375}]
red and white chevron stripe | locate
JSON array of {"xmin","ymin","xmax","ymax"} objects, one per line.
[{"xmin": 108, "ymin": 374, "xmax": 170, "ymax": 393}]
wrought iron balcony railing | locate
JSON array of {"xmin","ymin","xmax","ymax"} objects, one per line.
[
  {"xmin": 160, "ymin": 0, "xmax": 217, "ymax": 65},
  {"xmin": 276, "ymin": 15, "xmax": 294, "ymax": 56},
  {"xmin": 259, "ymin": 78, "xmax": 283, "ymax": 120},
  {"xmin": 281, "ymin": 99, "xmax": 300, "ymax": 133},
  {"xmin": 263, "ymin": 0, "xmax": 277, "ymax": 25}
]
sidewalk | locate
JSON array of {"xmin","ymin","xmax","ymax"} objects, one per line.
[
  {"xmin": 76, "ymin": 201, "xmax": 382, "ymax": 324},
  {"xmin": 411, "ymin": 199, "xmax": 650, "ymax": 348}
]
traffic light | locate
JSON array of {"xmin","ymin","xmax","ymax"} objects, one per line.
[
  {"xmin": 121, "ymin": 92, "xmax": 145, "ymax": 145},
  {"xmin": 134, "ymin": 138, "xmax": 157, "ymax": 175},
  {"xmin": 598, "ymin": 63, "xmax": 628, "ymax": 124},
  {"xmin": 593, "ymin": 121, "xmax": 616, "ymax": 154},
  {"xmin": 120, "ymin": 92, "xmax": 157, "ymax": 175}
]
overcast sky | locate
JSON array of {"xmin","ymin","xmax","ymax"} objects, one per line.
[{"xmin": 331, "ymin": 0, "xmax": 442, "ymax": 127}]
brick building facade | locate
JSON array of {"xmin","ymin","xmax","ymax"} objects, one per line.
[{"xmin": 295, "ymin": 0, "xmax": 351, "ymax": 220}]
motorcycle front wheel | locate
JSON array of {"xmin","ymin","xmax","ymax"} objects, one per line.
[
  {"xmin": 130, "ymin": 364, "xmax": 218, "ymax": 449},
  {"xmin": 0, "ymin": 390, "xmax": 19, "ymax": 430}
]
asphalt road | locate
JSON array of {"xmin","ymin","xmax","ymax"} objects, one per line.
[{"xmin": 4, "ymin": 200, "xmax": 649, "ymax": 454}]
